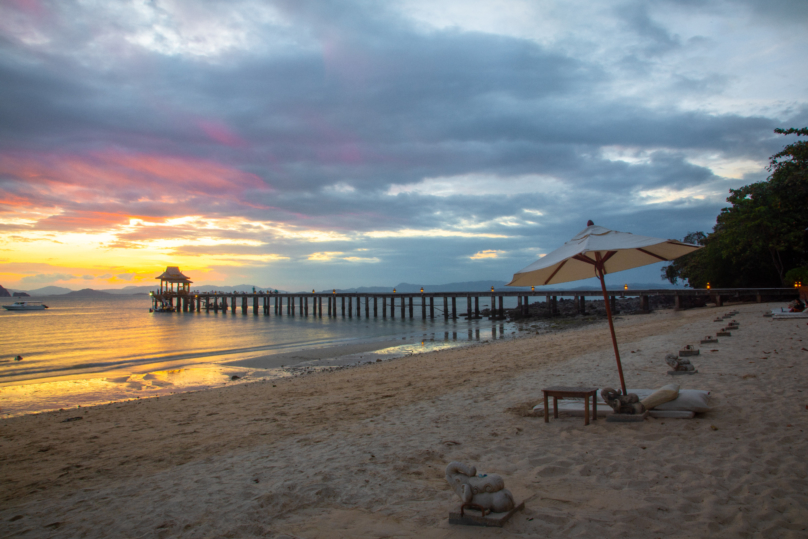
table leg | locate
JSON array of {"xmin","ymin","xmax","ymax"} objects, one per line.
[
  {"xmin": 553, "ymin": 397, "xmax": 558, "ymax": 419},
  {"xmin": 543, "ymin": 392, "xmax": 549, "ymax": 423},
  {"xmin": 584, "ymin": 395, "xmax": 590, "ymax": 426},
  {"xmin": 593, "ymin": 395, "xmax": 597, "ymax": 421}
]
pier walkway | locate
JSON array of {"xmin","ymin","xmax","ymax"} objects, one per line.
[{"xmin": 150, "ymin": 288, "xmax": 798, "ymax": 319}]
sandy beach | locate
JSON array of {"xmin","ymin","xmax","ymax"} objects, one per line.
[{"xmin": 1, "ymin": 301, "xmax": 806, "ymax": 538}]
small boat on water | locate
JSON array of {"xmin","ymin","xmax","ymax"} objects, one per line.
[{"xmin": 3, "ymin": 301, "xmax": 49, "ymax": 311}]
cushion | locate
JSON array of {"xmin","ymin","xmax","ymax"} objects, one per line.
[
  {"xmin": 596, "ymin": 388, "xmax": 711, "ymax": 413},
  {"xmin": 639, "ymin": 384, "xmax": 680, "ymax": 410}
]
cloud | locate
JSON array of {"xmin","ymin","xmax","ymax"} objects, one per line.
[
  {"xmin": 0, "ymin": 0, "xmax": 804, "ymax": 289},
  {"xmin": 342, "ymin": 256, "xmax": 380, "ymax": 263},
  {"xmin": 308, "ymin": 252, "xmax": 344, "ymax": 261},
  {"xmin": 20, "ymin": 273, "xmax": 76, "ymax": 284},
  {"xmin": 116, "ymin": 273, "xmax": 135, "ymax": 281},
  {"xmin": 470, "ymin": 250, "xmax": 501, "ymax": 260}
]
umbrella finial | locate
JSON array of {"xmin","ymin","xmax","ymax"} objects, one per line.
[{"xmin": 586, "ymin": 220, "xmax": 594, "ymax": 226}]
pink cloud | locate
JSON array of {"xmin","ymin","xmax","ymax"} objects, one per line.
[
  {"xmin": 7, "ymin": 0, "xmax": 45, "ymax": 17},
  {"xmin": 196, "ymin": 120, "xmax": 249, "ymax": 148},
  {"xmin": 0, "ymin": 149, "xmax": 274, "ymax": 231},
  {"xmin": 0, "ymin": 149, "xmax": 269, "ymax": 199}
]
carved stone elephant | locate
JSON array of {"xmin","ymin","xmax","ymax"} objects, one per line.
[
  {"xmin": 445, "ymin": 462, "xmax": 515, "ymax": 513},
  {"xmin": 665, "ymin": 353, "xmax": 695, "ymax": 372},
  {"xmin": 601, "ymin": 387, "xmax": 646, "ymax": 414}
]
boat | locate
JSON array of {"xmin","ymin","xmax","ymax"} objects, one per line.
[{"xmin": 3, "ymin": 301, "xmax": 49, "ymax": 311}]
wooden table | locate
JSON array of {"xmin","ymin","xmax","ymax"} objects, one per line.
[{"xmin": 542, "ymin": 386, "xmax": 599, "ymax": 426}]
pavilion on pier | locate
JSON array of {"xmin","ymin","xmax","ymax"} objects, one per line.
[{"xmin": 156, "ymin": 266, "xmax": 192, "ymax": 294}]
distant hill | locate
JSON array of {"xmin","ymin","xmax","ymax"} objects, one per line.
[
  {"xmin": 102, "ymin": 285, "xmax": 155, "ymax": 295},
  {"xmin": 322, "ymin": 281, "xmax": 514, "ymax": 293},
  {"xmin": 17, "ymin": 286, "xmax": 74, "ymax": 296},
  {"xmin": 0, "ymin": 285, "xmax": 10, "ymax": 297},
  {"xmin": 65, "ymin": 289, "xmax": 112, "ymax": 297},
  {"xmin": 316, "ymin": 280, "xmax": 687, "ymax": 294},
  {"xmin": 559, "ymin": 282, "xmax": 686, "ymax": 291}
]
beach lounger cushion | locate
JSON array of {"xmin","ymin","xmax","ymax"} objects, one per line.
[
  {"xmin": 624, "ymin": 388, "xmax": 711, "ymax": 413},
  {"xmin": 639, "ymin": 383, "xmax": 679, "ymax": 410}
]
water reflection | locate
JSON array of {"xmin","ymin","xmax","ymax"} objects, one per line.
[{"xmin": 1, "ymin": 295, "xmax": 520, "ymax": 416}]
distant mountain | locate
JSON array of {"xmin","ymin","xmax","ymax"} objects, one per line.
[
  {"xmin": 19, "ymin": 286, "xmax": 74, "ymax": 296},
  {"xmin": 0, "ymin": 285, "xmax": 10, "ymax": 297},
  {"xmin": 556, "ymin": 282, "xmax": 687, "ymax": 291},
  {"xmin": 102, "ymin": 284, "xmax": 279, "ymax": 295},
  {"xmin": 316, "ymin": 279, "xmax": 686, "ymax": 294},
  {"xmin": 65, "ymin": 288, "xmax": 112, "ymax": 297},
  {"xmin": 194, "ymin": 284, "xmax": 277, "ymax": 293},
  {"xmin": 102, "ymin": 285, "xmax": 155, "ymax": 295},
  {"xmin": 323, "ymin": 281, "xmax": 514, "ymax": 293}
]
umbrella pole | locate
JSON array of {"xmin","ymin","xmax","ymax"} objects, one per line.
[{"xmin": 597, "ymin": 266, "xmax": 628, "ymax": 396}]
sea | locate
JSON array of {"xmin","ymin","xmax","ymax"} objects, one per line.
[{"xmin": 0, "ymin": 294, "xmax": 526, "ymax": 417}]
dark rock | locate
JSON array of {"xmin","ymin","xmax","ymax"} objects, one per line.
[{"xmin": 0, "ymin": 285, "xmax": 10, "ymax": 297}]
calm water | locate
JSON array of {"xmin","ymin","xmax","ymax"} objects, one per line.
[{"xmin": 0, "ymin": 294, "xmax": 521, "ymax": 416}]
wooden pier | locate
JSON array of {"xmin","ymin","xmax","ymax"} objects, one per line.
[{"xmin": 149, "ymin": 288, "xmax": 799, "ymax": 319}]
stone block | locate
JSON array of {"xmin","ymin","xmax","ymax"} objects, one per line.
[
  {"xmin": 449, "ymin": 501, "xmax": 525, "ymax": 527},
  {"xmin": 606, "ymin": 411, "xmax": 649, "ymax": 422}
]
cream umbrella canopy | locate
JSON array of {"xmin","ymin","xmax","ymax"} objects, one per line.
[{"xmin": 507, "ymin": 221, "xmax": 701, "ymax": 395}]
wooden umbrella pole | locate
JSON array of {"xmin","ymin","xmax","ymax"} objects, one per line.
[{"xmin": 596, "ymin": 264, "xmax": 627, "ymax": 396}]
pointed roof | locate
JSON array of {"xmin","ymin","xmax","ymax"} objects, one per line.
[{"xmin": 155, "ymin": 266, "xmax": 193, "ymax": 283}]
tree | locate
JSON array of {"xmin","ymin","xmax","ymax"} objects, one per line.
[{"xmin": 663, "ymin": 128, "xmax": 808, "ymax": 287}]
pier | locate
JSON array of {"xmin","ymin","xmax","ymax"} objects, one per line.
[{"xmin": 150, "ymin": 288, "xmax": 799, "ymax": 318}]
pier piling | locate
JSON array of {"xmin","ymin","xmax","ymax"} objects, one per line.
[{"xmin": 151, "ymin": 288, "xmax": 798, "ymax": 321}]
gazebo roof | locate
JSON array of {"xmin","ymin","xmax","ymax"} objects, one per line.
[{"xmin": 155, "ymin": 266, "xmax": 193, "ymax": 283}]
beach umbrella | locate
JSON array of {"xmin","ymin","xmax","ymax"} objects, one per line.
[{"xmin": 507, "ymin": 221, "xmax": 701, "ymax": 395}]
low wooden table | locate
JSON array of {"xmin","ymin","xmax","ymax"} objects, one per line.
[{"xmin": 542, "ymin": 386, "xmax": 599, "ymax": 426}]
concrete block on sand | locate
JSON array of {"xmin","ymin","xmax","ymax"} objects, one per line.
[
  {"xmin": 606, "ymin": 411, "xmax": 649, "ymax": 422},
  {"xmin": 449, "ymin": 500, "xmax": 525, "ymax": 527}
]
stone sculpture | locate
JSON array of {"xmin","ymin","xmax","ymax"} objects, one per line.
[
  {"xmin": 445, "ymin": 462, "xmax": 515, "ymax": 514},
  {"xmin": 665, "ymin": 353, "xmax": 695, "ymax": 372},
  {"xmin": 600, "ymin": 387, "xmax": 646, "ymax": 415}
]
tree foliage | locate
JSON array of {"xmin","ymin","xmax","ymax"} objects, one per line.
[{"xmin": 663, "ymin": 128, "xmax": 808, "ymax": 287}]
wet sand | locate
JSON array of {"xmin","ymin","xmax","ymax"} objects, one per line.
[
  {"xmin": 1, "ymin": 302, "xmax": 806, "ymax": 538},
  {"xmin": 229, "ymin": 339, "xmax": 406, "ymax": 369}
]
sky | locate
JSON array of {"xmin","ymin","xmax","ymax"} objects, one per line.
[{"xmin": 1, "ymin": 0, "xmax": 806, "ymax": 291}]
